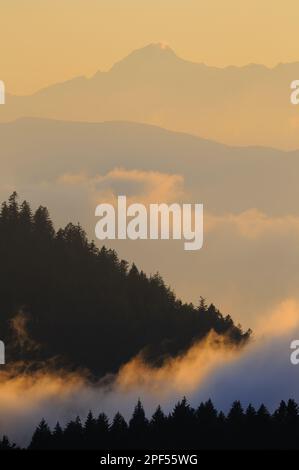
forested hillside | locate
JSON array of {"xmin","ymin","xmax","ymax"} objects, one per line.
[{"xmin": 0, "ymin": 193, "xmax": 251, "ymax": 376}]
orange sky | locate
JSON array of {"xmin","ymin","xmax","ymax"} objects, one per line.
[{"xmin": 1, "ymin": 0, "xmax": 299, "ymax": 94}]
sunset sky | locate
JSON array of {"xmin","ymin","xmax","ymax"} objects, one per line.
[{"xmin": 1, "ymin": 0, "xmax": 299, "ymax": 94}]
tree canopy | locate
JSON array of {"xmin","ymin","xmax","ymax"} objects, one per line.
[{"xmin": 3, "ymin": 397, "xmax": 299, "ymax": 450}]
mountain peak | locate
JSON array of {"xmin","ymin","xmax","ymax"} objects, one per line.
[
  {"xmin": 110, "ymin": 43, "xmax": 178, "ymax": 72},
  {"xmin": 136, "ymin": 42, "xmax": 176, "ymax": 56}
]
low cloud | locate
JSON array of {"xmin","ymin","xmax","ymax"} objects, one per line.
[
  {"xmin": 255, "ymin": 298, "xmax": 299, "ymax": 337},
  {"xmin": 116, "ymin": 331, "xmax": 239, "ymax": 396},
  {"xmin": 58, "ymin": 167, "xmax": 185, "ymax": 205},
  {"xmin": 205, "ymin": 209, "xmax": 299, "ymax": 240},
  {"xmin": 1, "ymin": 298, "xmax": 298, "ymax": 447}
]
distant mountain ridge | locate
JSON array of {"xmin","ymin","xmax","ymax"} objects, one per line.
[
  {"xmin": 0, "ymin": 117, "xmax": 298, "ymax": 217},
  {"xmin": 1, "ymin": 44, "xmax": 299, "ymax": 148}
]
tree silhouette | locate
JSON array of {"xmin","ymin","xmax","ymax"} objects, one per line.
[
  {"xmin": 95, "ymin": 413, "xmax": 109, "ymax": 449},
  {"xmin": 29, "ymin": 419, "xmax": 52, "ymax": 450},
  {"xmin": 64, "ymin": 417, "xmax": 83, "ymax": 449},
  {"xmin": 84, "ymin": 411, "xmax": 97, "ymax": 449},
  {"xmin": 52, "ymin": 422, "xmax": 63, "ymax": 450},
  {"xmin": 170, "ymin": 397, "xmax": 195, "ymax": 448},
  {"xmin": 149, "ymin": 406, "xmax": 168, "ymax": 448},
  {"xmin": 129, "ymin": 399, "xmax": 149, "ymax": 448},
  {"xmin": 0, "ymin": 436, "xmax": 16, "ymax": 450},
  {"xmin": 110, "ymin": 412, "xmax": 128, "ymax": 449},
  {"xmin": 3, "ymin": 397, "xmax": 299, "ymax": 450}
]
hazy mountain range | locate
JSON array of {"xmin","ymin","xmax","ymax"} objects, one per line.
[
  {"xmin": 0, "ymin": 118, "xmax": 298, "ymax": 328},
  {"xmin": 0, "ymin": 118, "xmax": 297, "ymax": 216},
  {"xmin": 1, "ymin": 44, "xmax": 299, "ymax": 149}
]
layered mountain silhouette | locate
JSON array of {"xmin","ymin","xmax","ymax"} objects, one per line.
[
  {"xmin": 0, "ymin": 118, "xmax": 298, "ymax": 327},
  {"xmin": 1, "ymin": 44, "xmax": 299, "ymax": 148},
  {"xmin": 0, "ymin": 118, "xmax": 298, "ymax": 217}
]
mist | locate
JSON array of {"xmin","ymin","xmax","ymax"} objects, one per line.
[{"xmin": 0, "ymin": 298, "xmax": 298, "ymax": 447}]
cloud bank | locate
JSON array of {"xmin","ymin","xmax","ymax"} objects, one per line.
[{"xmin": 0, "ymin": 298, "xmax": 298, "ymax": 447}]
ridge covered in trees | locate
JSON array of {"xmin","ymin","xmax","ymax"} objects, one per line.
[
  {"xmin": 2, "ymin": 398, "xmax": 299, "ymax": 450},
  {"xmin": 0, "ymin": 193, "xmax": 250, "ymax": 376}
]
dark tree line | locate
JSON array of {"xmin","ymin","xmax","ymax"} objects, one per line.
[
  {"xmin": 0, "ymin": 193, "xmax": 250, "ymax": 377},
  {"xmin": 2, "ymin": 397, "xmax": 299, "ymax": 450}
]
